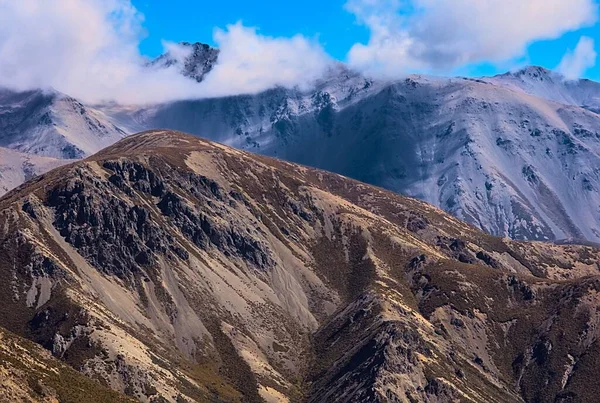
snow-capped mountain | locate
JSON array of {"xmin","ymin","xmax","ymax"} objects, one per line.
[
  {"xmin": 0, "ymin": 146, "xmax": 71, "ymax": 195},
  {"xmin": 487, "ymin": 66, "xmax": 600, "ymax": 112},
  {"xmin": 111, "ymin": 64, "xmax": 600, "ymax": 243},
  {"xmin": 148, "ymin": 41, "xmax": 219, "ymax": 82},
  {"xmin": 0, "ymin": 88, "xmax": 127, "ymax": 159},
  {"xmin": 118, "ymin": 62, "xmax": 382, "ymax": 150},
  {"xmin": 4, "ymin": 52, "xmax": 600, "ymax": 244}
]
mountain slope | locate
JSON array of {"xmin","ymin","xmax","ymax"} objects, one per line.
[
  {"xmin": 0, "ymin": 146, "xmax": 71, "ymax": 195},
  {"xmin": 114, "ymin": 73, "xmax": 600, "ymax": 243},
  {"xmin": 0, "ymin": 88, "xmax": 127, "ymax": 159},
  {"xmin": 0, "ymin": 326, "xmax": 134, "ymax": 402},
  {"xmin": 2, "ymin": 130, "xmax": 600, "ymax": 402}
]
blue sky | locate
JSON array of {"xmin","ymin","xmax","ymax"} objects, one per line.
[
  {"xmin": 133, "ymin": 0, "xmax": 600, "ymax": 80},
  {"xmin": 134, "ymin": 0, "xmax": 366, "ymax": 59}
]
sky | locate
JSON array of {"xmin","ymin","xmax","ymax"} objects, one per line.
[
  {"xmin": 134, "ymin": 0, "xmax": 600, "ymax": 79},
  {"xmin": 134, "ymin": 0, "xmax": 365, "ymax": 60},
  {"xmin": 0, "ymin": 0, "xmax": 599, "ymax": 104}
]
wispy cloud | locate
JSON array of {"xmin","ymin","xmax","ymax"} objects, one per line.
[
  {"xmin": 345, "ymin": 0, "xmax": 599, "ymax": 77},
  {"xmin": 0, "ymin": 0, "xmax": 332, "ymax": 104},
  {"xmin": 558, "ymin": 36, "xmax": 598, "ymax": 80}
]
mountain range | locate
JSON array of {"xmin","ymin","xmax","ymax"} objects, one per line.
[
  {"xmin": 0, "ymin": 43, "xmax": 600, "ymax": 243},
  {"xmin": 2, "ymin": 42, "xmax": 600, "ymax": 246},
  {"xmin": 3, "ymin": 130, "xmax": 600, "ymax": 402}
]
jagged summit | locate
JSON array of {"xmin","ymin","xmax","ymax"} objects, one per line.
[
  {"xmin": 149, "ymin": 41, "xmax": 219, "ymax": 82},
  {"xmin": 497, "ymin": 65, "xmax": 556, "ymax": 80}
]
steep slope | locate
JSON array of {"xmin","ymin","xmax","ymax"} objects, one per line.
[
  {"xmin": 0, "ymin": 88, "xmax": 127, "ymax": 159},
  {"xmin": 0, "ymin": 325, "xmax": 134, "ymax": 402},
  {"xmin": 112, "ymin": 73, "xmax": 600, "ymax": 243},
  {"xmin": 0, "ymin": 146, "xmax": 71, "ymax": 195},
  {"xmin": 2, "ymin": 130, "xmax": 600, "ymax": 402}
]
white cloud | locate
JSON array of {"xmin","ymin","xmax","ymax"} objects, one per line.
[
  {"xmin": 345, "ymin": 0, "xmax": 599, "ymax": 77},
  {"xmin": 558, "ymin": 36, "xmax": 597, "ymax": 80},
  {"xmin": 0, "ymin": 1, "xmax": 331, "ymax": 104},
  {"xmin": 161, "ymin": 41, "xmax": 194, "ymax": 65},
  {"xmin": 197, "ymin": 23, "xmax": 332, "ymax": 97}
]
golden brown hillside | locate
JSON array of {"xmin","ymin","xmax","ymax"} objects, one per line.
[{"xmin": 1, "ymin": 130, "xmax": 600, "ymax": 402}]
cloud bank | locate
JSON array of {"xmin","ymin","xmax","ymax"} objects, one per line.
[
  {"xmin": 345, "ymin": 0, "xmax": 599, "ymax": 77},
  {"xmin": 558, "ymin": 36, "xmax": 598, "ymax": 80},
  {"xmin": 198, "ymin": 23, "xmax": 331, "ymax": 98},
  {"xmin": 0, "ymin": 0, "xmax": 331, "ymax": 104},
  {"xmin": 0, "ymin": 0, "xmax": 597, "ymax": 104}
]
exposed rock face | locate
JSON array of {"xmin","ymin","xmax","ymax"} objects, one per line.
[
  {"xmin": 149, "ymin": 42, "xmax": 219, "ymax": 83},
  {"xmin": 0, "ymin": 326, "xmax": 134, "ymax": 402},
  {"xmin": 2, "ymin": 130, "xmax": 600, "ymax": 402}
]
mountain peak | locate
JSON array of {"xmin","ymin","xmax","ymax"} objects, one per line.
[
  {"xmin": 178, "ymin": 41, "xmax": 214, "ymax": 50},
  {"xmin": 149, "ymin": 42, "xmax": 219, "ymax": 83},
  {"xmin": 497, "ymin": 65, "xmax": 557, "ymax": 81}
]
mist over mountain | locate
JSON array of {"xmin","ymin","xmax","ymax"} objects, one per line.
[
  {"xmin": 2, "ymin": 45, "xmax": 600, "ymax": 245},
  {"xmin": 148, "ymin": 42, "xmax": 219, "ymax": 83},
  {"xmin": 92, "ymin": 46, "xmax": 600, "ymax": 243}
]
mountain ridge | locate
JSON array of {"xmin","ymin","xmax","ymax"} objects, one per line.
[
  {"xmin": 2, "ymin": 130, "xmax": 600, "ymax": 401},
  {"xmin": 114, "ymin": 71, "xmax": 600, "ymax": 243},
  {"xmin": 3, "ymin": 61, "xmax": 600, "ymax": 245}
]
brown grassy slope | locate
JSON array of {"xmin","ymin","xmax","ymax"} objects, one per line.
[
  {"xmin": 0, "ymin": 325, "xmax": 135, "ymax": 403},
  {"xmin": 1, "ymin": 130, "xmax": 600, "ymax": 402}
]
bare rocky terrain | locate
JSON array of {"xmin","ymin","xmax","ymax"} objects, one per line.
[
  {"xmin": 0, "ymin": 326, "xmax": 134, "ymax": 402},
  {"xmin": 2, "ymin": 130, "xmax": 600, "ymax": 402}
]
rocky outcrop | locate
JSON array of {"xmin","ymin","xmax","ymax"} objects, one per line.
[{"xmin": 149, "ymin": 42, "xmax": 219, "ymax": 83}]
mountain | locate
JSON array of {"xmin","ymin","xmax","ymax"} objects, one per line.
[
  {"xmin": 4, "ymin": 60, "xmax": 600, "ymax": 245},
  {"xmin": 487, "ymin": 66, "xmax": 600, "ymax": 112},
  {"xmin": 0, "ymin": 88, "xmax": 127, "ymax": 159},
  {"xmin": 0, "ymin": 146, "xmax": 71, "ymax": 195},
  {"xmin": 0, "ymin": 87, "xmax": 129, "ymax": 196},
  {"xmin": 148, "ymin": 42, "xmax": 219, "ymax": 83},
  {"xmin": 112, "ymin": 70, "xmax": 600, "ymax": 243},
  {"xmin": 3, "ymin": 130, "xmax": 600, "ymax": 401}
]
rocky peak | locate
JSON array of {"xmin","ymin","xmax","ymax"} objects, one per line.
[
  {"xmin": 149, "ymin": 41, "xmax": 219, "ymax": 83},
  {"xmin": 509, "ymin": 65, "xmax": 556, "ymax": 80}
]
